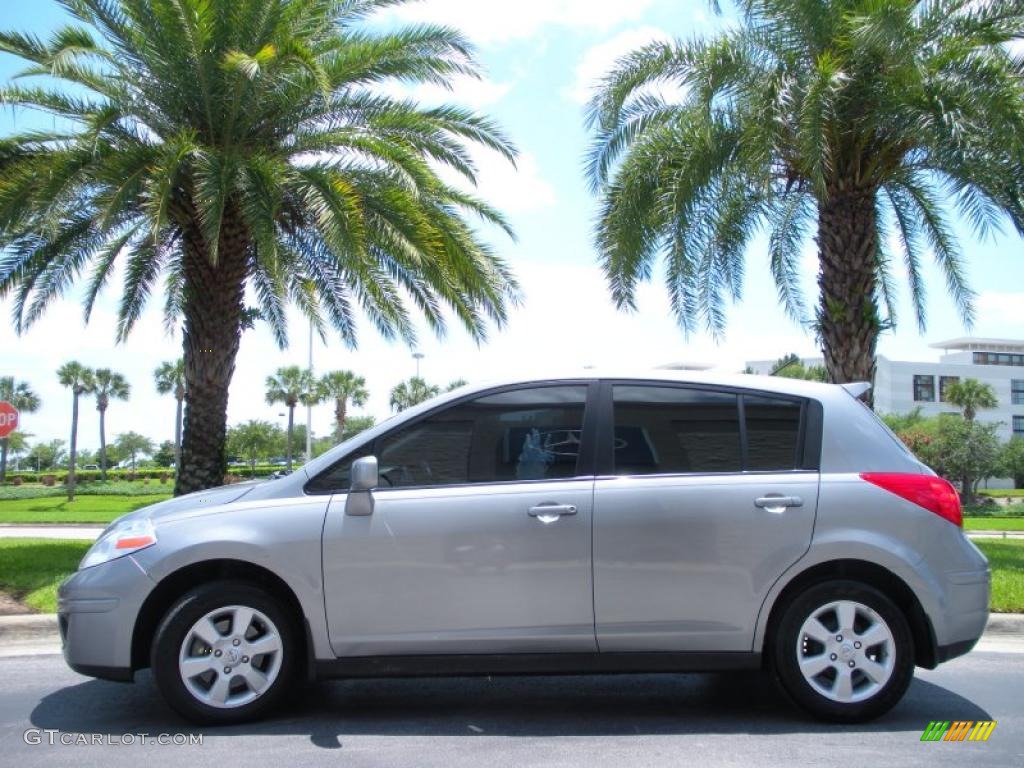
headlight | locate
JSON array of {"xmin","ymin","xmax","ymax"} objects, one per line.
[{"xmin": 80, "ymin": 518, "xmax": 158, "ymax": 570}]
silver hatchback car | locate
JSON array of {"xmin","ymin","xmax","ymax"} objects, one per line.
[{"xmin": 59, "ymin": 371, "xmax": 989, "ymax": 724}]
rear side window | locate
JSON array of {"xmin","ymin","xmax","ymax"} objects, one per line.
[
  {"xmin": 612, "ymin": 386, "xmax": 743, "ymax": 474},
  {"xmin": 611, "ymin": 385, "xmax": 807, "ymax": 475},
  {"xmin": 744, "ymin": 395, "xmax": 802, "ymax": 471}
]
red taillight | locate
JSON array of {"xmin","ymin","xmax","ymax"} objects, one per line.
[{"xmin": 860, "ymin": 472, "xmax": 962, "ymax": 527}]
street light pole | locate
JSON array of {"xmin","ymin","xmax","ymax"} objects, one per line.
[
  {"xmin": 412, "ymin": 351, "xmax": 425, "ymax": 379},
  {"xmin": 306, "ymin": 318, "xmax": 313, "ymax": 464}
]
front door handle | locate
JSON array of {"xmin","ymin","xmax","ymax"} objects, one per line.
[
  {"xmin": 754, "ymin": 495, "xmax": 803, "ymax": 513},
  {"xmin": 528, "ymin": 503, "xmax": 577, "ymax": 522}
]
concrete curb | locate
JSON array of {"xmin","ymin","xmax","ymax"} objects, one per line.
[{"xmin": 1, "ymin": 611, "xmax": 1022, "ymax": 648}]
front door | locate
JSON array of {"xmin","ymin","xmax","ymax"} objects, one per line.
[
  {"xmin": 593, "ymin": 383, "xmax": 819, "ymax": 652},
  {"xmin": 322, "ymin": 383, "xmax": 598, "ymax": 656}
]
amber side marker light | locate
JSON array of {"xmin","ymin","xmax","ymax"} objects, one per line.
[{"xmin": 860, "ymin": 473, "xmax": 962, "ymax": 528}]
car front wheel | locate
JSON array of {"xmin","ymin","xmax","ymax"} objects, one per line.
[
  {"xmin": 773, "ymin": 580, "xmax": 914, "ymax": 722},
  {"xmin": 151, "ymin": 581, "xmax": 296, "ymax": 724}
]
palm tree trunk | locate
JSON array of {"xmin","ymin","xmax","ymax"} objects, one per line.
[
  {"xmin": 98, "ymin": 405, "xmax": 107, "ymax": 481},
  {"xmin": 335, "ymin": 398, "xmax": 347, "ymax": 441},
  {"xmin": 286, "ymin": 406, "xmax": 294, "ymax": 471},
  {"xmin": 68, "ymin": 392, "xmax": 79, "ymax": 502},
  {"xmin": 175, "ymin": 212, "xmax": 249, "ymax": 496},
  {"xmin": 0, "ymin": 437, "xmax": 8, "ymax": 483},
  {"xmin": 174, "ymin": 393, "xmax": 183, "ymax": 475},
  {"xmin": 816, "ymin": 188, "xmax": 881, "ymax": 405}
]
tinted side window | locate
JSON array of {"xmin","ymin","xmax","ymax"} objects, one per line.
[
  {"xmin": 744, "ymin": 395, "xmax": 802, "ymax": 470},
  {"xmin": 612, "ymin": 386, "xmax": 742, "ymax": 474},
  {"xmin": 377, "ymin": 385, "xmax": 588, "ymax": 488}
]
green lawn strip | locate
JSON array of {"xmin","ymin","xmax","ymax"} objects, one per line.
[
  {"xmin": 0, "ymin": 539, "xmax": 92, "ymax": 613},
  {"xmin": 0, "ymin": 494, "xmax": 169, "ymax": 524},
  {"xmin": 963, "ymin": 517, "xmax": 1024, "ymax": 531},
  {"xmin": 979, "ymin": 490, "xmax": 1024, "ymax": 498},
  {"xmin": 974, "ymin": 540, "xmax": 1024, "ymax": 614}
]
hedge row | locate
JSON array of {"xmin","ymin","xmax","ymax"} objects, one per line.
[{"xmin": 4, "ymin": 464, "xmax": 286, "ymax": 485}]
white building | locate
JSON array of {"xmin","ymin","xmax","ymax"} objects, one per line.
[{"xmin": 747, "ymin": 337, "xmax": 1024, "ymax": 442}]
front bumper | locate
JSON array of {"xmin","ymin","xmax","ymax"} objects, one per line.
[{"xmin": 58, "ymin": 554, "xmax": 155, "ymax": 682}]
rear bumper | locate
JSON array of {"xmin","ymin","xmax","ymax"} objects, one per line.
[{"xmin": 931, "ymin": 565, "xmax": 989, "ymax": 664}]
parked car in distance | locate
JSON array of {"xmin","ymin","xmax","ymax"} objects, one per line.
[
  {"xmin": 58, "ymin": 370, "xmax": 989, "ymax": 724},
  {"xmin": 82, "ymin": 464, "xmax": 99, "ymax": 471}
]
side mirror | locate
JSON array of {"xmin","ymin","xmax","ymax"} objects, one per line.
[{"xmin": 345, "ymin": 456, "xmax": 378, "ymax": 516}]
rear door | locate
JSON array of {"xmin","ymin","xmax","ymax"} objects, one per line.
[{"xmin": 593, "ymin": 382, "xmax": 820, "ymax": 652}]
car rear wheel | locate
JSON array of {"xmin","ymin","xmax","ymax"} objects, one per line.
[
  {"xmin": 151, "ymin": 581, "xmax": 296, "ymax": 724},
  {"xmin": 772, "ymin": 580, "xmax": 914, "ymax": 722}
]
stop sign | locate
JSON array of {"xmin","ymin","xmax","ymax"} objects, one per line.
[{"xmin": 0, "ymin": 401, "xmax": 19, "ymax": 439}]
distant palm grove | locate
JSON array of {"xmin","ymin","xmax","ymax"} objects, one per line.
[{"xmin": 0, "ymin": 0, "xmax": 519, "ymax": 495}]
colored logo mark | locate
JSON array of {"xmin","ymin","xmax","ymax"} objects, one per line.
[{"xmin": 920, "ymin": 721, "xmax": 996, "ymax": 742}]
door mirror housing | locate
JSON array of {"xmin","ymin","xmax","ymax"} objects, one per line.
[
  {"xmin": 350, "ymin": 456, "xmax": 378, "ymax": 491},
  {"xmin": 346, "ymin": 456, "xmax": 378, "ymax": 516}
]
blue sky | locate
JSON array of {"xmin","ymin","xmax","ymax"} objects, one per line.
[{"xmin": 1, "ymin": 0, "xmax": 1022, "ymax": 451}]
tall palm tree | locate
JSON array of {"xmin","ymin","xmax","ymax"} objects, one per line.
[
  {"xmin": 265, "ymin": 366, "xmax": 315, "ymax": 471},
  {"xmin": 154, "ymin": 359, "xmax": 186, "ymax": 470},
  {"xmin": 319, "ymin": 370, "xmax": 369, "ymax": 441},
  {"xmin": 0, "ymin": 377, "xmax": 40, "ymax": 482},
  {"xmin": 0, "ymin": 0, "xmax": 520, "ymax": 495},
  {"xmin": 92, "ymin": 368, "xmax": 130, "ymax": 480},
  {"xmin": 57, "ymin": 361, "xmax": 94, "ymax": 501},
  {"xmin": 389, "ymin": 377, "xmax": 440, "ymax": 412},
  {"xmin": 944, "ymin": 378, "xmax": 998, "ymax": 422},
  {"xmin": 586, "ymin": 0, "xmax": 1024, "ymax": 398}
]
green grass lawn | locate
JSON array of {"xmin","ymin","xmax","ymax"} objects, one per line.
[
  {"xmin": 0, "ymin": 539, "xmax": 91, "ymax": 613},
  {"xmin": 0, "ymin": 494, "xmax": 169, "ymax": 524},
  {"xmin": 963, "ymin": 517, "xmax": 1024, "ymax": 531},
  {"xmin": 975, "ymin": 540, "xmax": 1024, "ymax": 614}
]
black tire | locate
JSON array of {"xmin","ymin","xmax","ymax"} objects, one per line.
[
  {"xmin": 771, "ymin": 580, "xmax": 914, "ymax": 722},
  {"xmin": 151, "ymin": 580, "xmax": 297, "ymax": 724}
]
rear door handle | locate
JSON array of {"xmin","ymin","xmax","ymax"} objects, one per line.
[
  {"xmin": 528, "ymin": 503, "xmax": 577, "ymax": 522},
  {"xmin": 754, "ymin": 495, "xmax": 803, "ymax": 513}
]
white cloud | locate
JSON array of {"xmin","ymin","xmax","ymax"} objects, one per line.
[
  {"xmin": 977, "ymin": 290, "xmax": 1024, "ymax": 326},
  {"xmin": 456, "ymin": 148, "xmax": 556, "ymax": 213},
  {"xmin": 568, "ymin": 26, "xmax": 673, "ymax": 104},
  {"xmin": 383, "ymin": 0, "xmax": 657, "ymax": 44}
]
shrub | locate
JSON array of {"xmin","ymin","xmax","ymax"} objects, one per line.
[
  {"xmin": 11, "ymin": 476, "xmax": 23, "ymax": 486},
  {"xmin": 40, "ymin": 475, "xmax": 56, "ymax": 487}
]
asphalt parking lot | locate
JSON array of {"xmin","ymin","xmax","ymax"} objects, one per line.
[{"xmin": 0, "ymin": 648, "xmax": 1020, "ymax": 767}]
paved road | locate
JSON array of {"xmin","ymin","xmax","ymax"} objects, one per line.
[{"xmin": 0, "ymin": 651, "xmax": 1020, "ymax": 767}]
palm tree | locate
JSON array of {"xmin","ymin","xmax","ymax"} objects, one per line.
[
  {"xmin": 389, "ymin": 377, "xmax": 441, "ymax": 412},
  {"xmin": 0, "ymin": 377, "xmax": 41, "ymax": 482},
  {"xmin": 57, "ymin": 362, "xmax": 94, "ymax": 501},
  {"xmin": 586, "ymin": 0, "xmax": 1024, "ymax": 398},
  {"xmin": 319, "ymin": 371, "xmax": 369, "ymax": 441},
  {"xmin": 265, "ymin": 366, "xmax": 316, "ymax": 471},
  {"xmin": 154, "ymin": 359, "xmax": 186, "ymax": 471},
  {"xmin": 944, "ymin": 379, "xmax": 998, "ymax": 422},
  {"xmin": 0, "ymin": 0, "xmax": 520, "ymax": 495},
  {"xmin": 114, "ymin": 431, "xmax": 154, "ymax": 471},
  {"xmin": 92, "ymin": 368, "xmax": 130, "ymax": 481}
]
